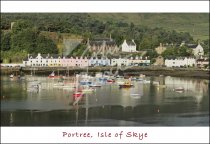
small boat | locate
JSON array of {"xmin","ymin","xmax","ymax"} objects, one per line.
[
  {"xmin": 73, "ymin": 92, "xmax": 83, "ymax": 98},
  {"xmin": 153, "ymin": 81, "xmax": 160, "ymax": 85},
  {"xmin": 136, "ymin": 78, "xmax": 143, "ymax": 81},
  {"xmin": 89, "ymin": 83, "xmax": 102, "ymax": 87},
  {"xmin": 143, "ymin": 80, "xmax": 150, "ymax": 84},
  {"xmin": 82, "ymin": 88, "xmax": 96, "ymax": 93},
  {"xmin": 131, "ymin": 77, "xmax": 137, "ymax": 81},
  {"xmin": 10, "ymin": 74, "xmax": 14, "ymax": 78},
  {"xmin": 139, "ymin": 74, "xmax": 146, "ymax": 78},
  {"xmin": 156, "ymin": 84, "xmax": 167, "ymax": 88},
  {"xmin": 119, "ymin": 80, "xmax": 134, "ymax": 88},
  {"xmin": 130, "ymin": 93, "xmax": 142, "ymax": 99},
  {"xmin": 48, "ymin": 71, "xmax": 60, "ymax": 78},
  {"xmin": 107, "ymin": 79, "xmax": 115, "ymax": 83},
  {"xmin": 80, "ymin": 80, "xmax": 92, "ymax": 86},
  {"xmin": 173, "ymin": 87, "xmax": 184, "ymax": 92},
  {"xmin": 73, "ymin": 74, "xmax": 83, "ymax": 98},
  {"xmin": 117, "ymin": 81, "xmax": 125, "ymax": 85}
]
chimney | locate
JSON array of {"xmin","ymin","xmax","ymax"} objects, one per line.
[{"xmin": 160, "ymin": 43, "xmax": 162, "ymax": 47}]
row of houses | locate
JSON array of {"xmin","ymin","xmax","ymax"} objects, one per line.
[
  {"xmin": 165, "ymin": 57, "xmax": 209, "ymax": 68},
  {"xmin": 23, "ymin": 53, "xmax": 150, "ymax": 67}
]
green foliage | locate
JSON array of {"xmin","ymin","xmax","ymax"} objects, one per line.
[
  {"xmin": 1, "ymin": 50, "xmax": 28, "ymax": 63},
  {"xmin": 161, "ymin": 46, "xmax": 193, "ymax": 59},
  {"xmin": 145, "ymin": 50, "xmax": 158, "ymax": 60},
  {"xmin": 201, "ymin": 39, "xmax": 209, "ymax": 56},
  {"xmin": 1, "ymin": 13, "xmax": 207, "ymax": 61},
  {"xmin": 1, "ymin": 19, "xmax": 58, "ymax": 62},
  {"xmin": 1, "ymin": 31, "xmax": 11, "ymax": 51},
  {"xmin": 35, "ymin": 35, "xmax": 58, "ymax": 54}
]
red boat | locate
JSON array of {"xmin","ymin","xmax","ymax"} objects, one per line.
[
  {"xmin": 73, "ymin": 92, "xmax": 83, "ymax": 98},
  {"xmin": 107, "ymin": 79, "xmax": 115, "ymax": 83},
  {"xmin": 48, "ymin": 71, "xmax": 61, "ymax": 78}
]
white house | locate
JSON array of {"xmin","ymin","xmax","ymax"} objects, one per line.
[
  {"xmin": 111, "ymin": 58, "xmax": 129, "ymax": 66},
  {"xmin": 129, "ymin": 56, "xmax": 150, "ymax": 66},
  {"xmin": 187, "ymin": 43, "xmax": 204, "ymax": 57},
  {"xmin": 165, "ymin": 57, "xmax": 196, "ymax": 67},
  {"xmin": 193, "ymin": 44, "xmax": 204, "ymax": 57},
  {"xmin": 121, "ymin": 39, "xmax": 136, "ymax": 52}
]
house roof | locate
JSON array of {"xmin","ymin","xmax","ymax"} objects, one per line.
[
  {"xmin": 186, "ymin": 44, "xmax": 198, "ymax": 48},
  {"xmin": 126, "ymin": 41, "xmax": 135, "ymax": 46}
]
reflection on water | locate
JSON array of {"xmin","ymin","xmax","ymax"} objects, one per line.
[{"xmin": 1, "ymin": 75, "xmax": 209, "ymax": 126}]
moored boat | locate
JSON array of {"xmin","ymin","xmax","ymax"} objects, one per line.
[
  {"xmin": 173, "ymin": 87, "xmax": 184, "ymax": 92},
  {"xmin": 119, "ymin": 80, "xmax": 134, "ymax": 88}
]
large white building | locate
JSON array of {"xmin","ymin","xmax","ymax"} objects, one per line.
[
  {"xmin": 23, "ymin": 53, "xmax": 62, "ymax": 67},
  {"xmin": 165, "ymin": 57, "xmax": 196, "ymax": 67},
  {"xmin": 121, "ymin": 39, "xmax": 136, "ymax": 52}
]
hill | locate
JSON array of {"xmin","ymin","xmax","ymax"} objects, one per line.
[{"xmin": 89, "ymin": 13, "xmax": 209, "ymax": 40}]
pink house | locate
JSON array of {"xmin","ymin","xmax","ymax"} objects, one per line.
[
  {"xmin": 61, "ymin": 57, "xmax": 88, "ymax": 67},
  {"xmin": 75, "ymin": 57, "xmax": 89, "ymax": 67}
]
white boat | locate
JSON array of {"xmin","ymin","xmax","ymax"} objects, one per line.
[
  {"xmin": 10, "ymin": 74, "xmax": 14, "ymax": 78},
  {"xmin": 89, "ymin": 83, "xmax": 102, "ymax": 87},
  {"xmin": 156, "ymin": 84, "xmax": 167, "ymax": 88},
  {"xmin": 82, "ymin": 88, "xmax": 96, "ymax": 93},
  {"xmin": 143, "ymin": 80, "xmax": 150, "ymax": 84},
  {"xmin": 130, "ymin": 93, "xmax": 142, "ymax": 99},
  {"xmin": 173, "ymin": 87, "xmax": 184, "ymax": 93},
  {"xmin": 153, "ymin": 81, "xmax": 159, "ymax": 85}
]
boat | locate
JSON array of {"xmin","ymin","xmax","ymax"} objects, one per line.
[
  {"xmin": 153, "ymin": 81, "xmax": 160, "ymax": 85},
  {"xmin": 143, "ymin": 80, "xmax": 150, "ymax": 84},
  {"xmin": 107, "ymin": 79, "xmax": 115, "ymax": 83},
  {"xmin": 73, "ymin": 75, "xmax": 83, "ymax": 99},
  {"xmin": 136, "ymin": 78, "xmax": 143, "ymax": 81},
  {"xmin": 173, "ymin": 87, "xmax": 184, "ymax": 92},
  {"xmin": 10, "ymin": 74, "xmax": 14, "ymax": 78},
  {"xmin": 89, "ymin": 83, "xmax": 102, "ymax": 87},
  {"xmin": 139, "ymin": 74, "xmax": 146, "ymax": 78},
  {"xmin": 119, "ymin": 80, "xmax": 134, "ymax": 88},
  {"xmin": 80, "ymin": 80, "xmax": 92, "ymax": 86},
  {"xmin": 48, "ymin": 71, "xmax": 60, "ymax": 78},
  {"xmin": 156, "ymin": 84, "xmax": 167, "ymax": 88},
  {"xmin": 73, "ymin": 92, "xmax": 83, "ymax": 97},
  {"xmin": 82, "ymin": 87, "xmax": 96, "ymax": 93},
  {"xmin": 130, "ymin": 93, "xmax": 142, "ymax": 99}
]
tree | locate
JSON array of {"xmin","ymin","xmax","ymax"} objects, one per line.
[{"xmin": 1, "ymin": 31, "xmax": 11, "ymax": 51}]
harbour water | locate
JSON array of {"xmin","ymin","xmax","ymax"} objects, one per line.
[{"xmin": 1, "ymin": 75, "xmax": 209, "ymax": 126}]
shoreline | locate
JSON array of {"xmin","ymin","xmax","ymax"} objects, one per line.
[{"xmin": 1, "ymin": 66, "xmax": 209, "ymax": 79}]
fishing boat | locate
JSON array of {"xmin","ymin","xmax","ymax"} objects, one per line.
[{"xmin": 119, "ymin": 80, "xmax": 134, "ymax": 88}]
